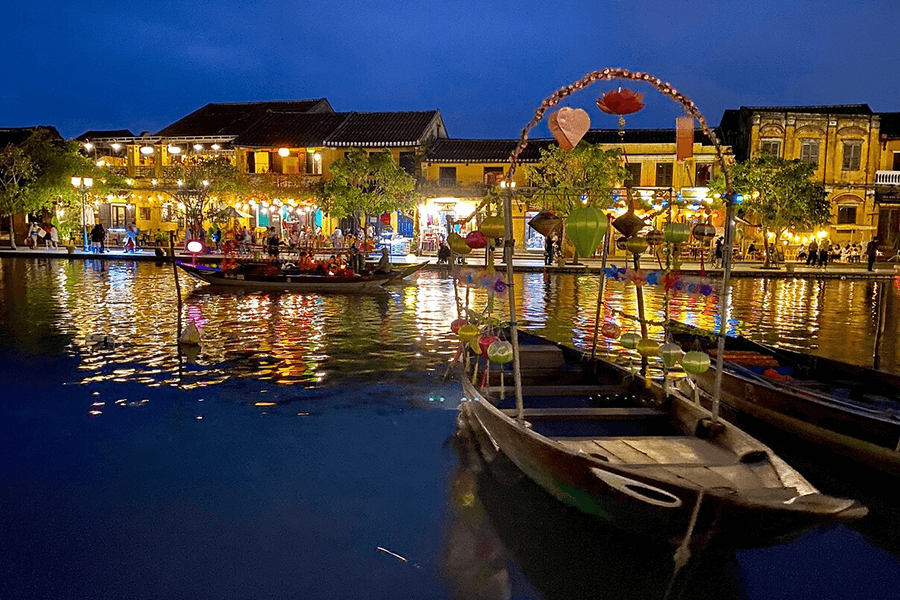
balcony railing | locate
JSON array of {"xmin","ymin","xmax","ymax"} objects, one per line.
[
  {"xmin": 417, "ymin": 179, "xmax": 493, "ymax": 194},
  {"xmin": 876, "ymin": 171, "xmax": 900, "ymax": 185},
  {"xmin": 245, "ymin": 173, "xmax": 322, "ymax": 188}
]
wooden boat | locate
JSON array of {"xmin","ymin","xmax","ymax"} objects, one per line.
[
  {"xmin": 176, "ymin": 260, "xmax": 427, "ymax": 292},
  {"xmin": 456, "ymin": 329, "xmax": 867, "ymax": 548},
  {"xmin": 669, "ymin": 322, "xmax": 900, "ymax": 475}
]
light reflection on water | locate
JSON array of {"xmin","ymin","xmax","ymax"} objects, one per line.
[{"xmin": 2, "ymin": 258, "xmax": 899, "ymax": 391}]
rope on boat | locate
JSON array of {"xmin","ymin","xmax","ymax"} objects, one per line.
[{"xmin": 664, "ymin": 490, "xmax": 705, "ymax": 600}]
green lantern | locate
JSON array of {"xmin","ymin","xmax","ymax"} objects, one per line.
[
  {"xmin": 658, "ymin": 342, "xmax": 684, "ymax": 369},
  {"xmin": 566, "ymin": 205, "xmax": 608, "ymax": 258},
  {"xmin": 624, "ymin": 236, "xmax": 649, "ymax": 255},
  {"xmin": 636, "ymin": 338, "xmax": 659, "ymax": 357},
  {"xmin": 682, "ymin": 350, "xmax": 711, "ymax": 375},
  {"xmin": 457, "ymin": 324, "xmax": 480, "ymax": 343},
  {"xmin": 448, "ymin": 232, "xmax": 472, "ymax": 255},
  {"xmin": 663, "ymin": 222, "xmax": 691, "ymax": 244},
  {"xmin": 487, "ymin": 340, "xmax": 513, "ymax": 364},
  {"xmin": 620, "ymin": 332, "xmax": 641, "ymax": 349},
  {"xmin": 479, "ymin": 216, "xmax": 505, "ymax": 239}
]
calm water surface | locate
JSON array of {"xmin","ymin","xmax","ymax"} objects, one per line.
[{"xmin": 1, "ymin": 257, "xmax": 898, "ymax": 599}]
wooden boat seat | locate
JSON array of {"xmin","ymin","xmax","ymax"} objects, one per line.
[
  {"xmin": 517, "ymin": 345, "xmax": 567, "ymax": 369},
  {"xmin": 487, "ymin": 384, "xmax": 627, "ymax": 397},
  {"xmin": 501, "ymin": 407, "xmax": 668, "ymax": 420}
]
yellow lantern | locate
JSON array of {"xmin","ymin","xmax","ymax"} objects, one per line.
[{"xmin": 479, "ymin": 216, "xmax": 505, "ymax": 239}]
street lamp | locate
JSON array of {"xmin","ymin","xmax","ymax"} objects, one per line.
[{"xmin": 71, "ymin": 176, "xmax": 93, "ymax": 250}]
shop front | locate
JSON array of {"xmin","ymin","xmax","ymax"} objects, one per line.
[{"xmin": 416, "ymin": 197, "xmax": 481, "ymax": 254}]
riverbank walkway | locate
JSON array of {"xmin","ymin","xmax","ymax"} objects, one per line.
[{"xmin": 2, "ymin": 245, "xmax": 897, "ymax": 279}]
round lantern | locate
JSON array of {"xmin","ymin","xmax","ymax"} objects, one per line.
[
  {"xmin": 636, "ymin": 338, "xmax": 659, "ymax": 357},
  {"xmin": 457, "ymin": 324, "xmax": 480, "ymax": 343},
  {"xmin": 658, "ymin": 342, "xmax": 684, "ymax": 369},
  {"xmin": 663, "ymin": 223, "xmax": 691, "ymax": 244},
  {"xmin": 615, "ymin": 236, "xmax": 629, "ymax": 251},
  {"xmin": 619, "ymin": 332, "xmax": 642, "ymax": 350},
  {"xmin": 646, "ymin": 230, "xmax": 664, "ymax": 247},
  {"xmin": 692, "ymin": 223, "xmax": 716, "ymax": 246},
  {"xmin": 624, "ymin": 236, "xmax": 649, "ymax": 255},
  {"xmin": 479, "ymin": 216, "xmax": 505, "ymax": 239},
  {"xmin": 600, "ymin": 321, "xmax": 621, "ymax": 339},
  {"xmin": 682, "ymin": 350, "xmax": 711, "ymax": 375},
  {"xmin": 487, "ymin": 340, "xmax": 514, "ymax": 364},
  {"xmin": 466, "ymin": 231, "xmax": 488, "ymax": 249},
  {"xmin": 448, "ymin": 233, "xmax": 472, "ymax": 255},
  {"xmin": 451, "ymin": 319, "xmax": 468, "ymax": 334},
  {"xmin": 566, "ymin": 205, "xmax": 608, "ymax": 259},
  {"xmin": 478, "ymin": 335, "xmax": 499, "ymax": 357}
]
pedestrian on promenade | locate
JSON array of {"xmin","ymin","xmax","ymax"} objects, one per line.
[
  {"xmin": 818, "ymin": 242, "xmax": 829, "ymax": 269},
  {"xmin": 866, "ymin": 237, "xmax": 879, "ymax": 271},
  {"xmin": 714, "ymin": 237, "xmax": 724, "ymax": 268},
  {"xmin": 544, "ymin": 233, "xmax": 555, "ymax": 265},
  {"xmin": 49, "ymin": 224, "xmax": 59, "ymax": 249},
  {"xmin": 90, "ymin": 222, "xmax": 106, "ymax": 253},
  {"xmin": 806, "ymin": 239, "xmax": 818, "ymax": 266}
]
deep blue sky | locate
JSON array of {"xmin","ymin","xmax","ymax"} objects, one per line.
[{"xmin": 3, "ymin": 1, "xmax": 898, "ymax": 140}]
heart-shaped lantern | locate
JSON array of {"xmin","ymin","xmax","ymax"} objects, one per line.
[{"xmin": 548, "ymin": 107, "xmax": 590, "ymax": 151}]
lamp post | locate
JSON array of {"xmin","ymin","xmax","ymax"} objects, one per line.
[{"xmin": 71, "ymin": 176, "xmax": 93, "ymax": 251}]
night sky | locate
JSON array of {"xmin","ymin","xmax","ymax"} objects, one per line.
[{"xmin": 3, "ymin": 0, "xmax": 898, "ymax": 140}]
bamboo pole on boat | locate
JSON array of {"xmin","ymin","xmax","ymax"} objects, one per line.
[
  {"xmin": 590, "ymin": 221, "xmax": 613, "ymax": 360},
  {"xmin": 502, "ymin": 185, "xmax": 525, "ymax": 423},
  {"xmin": 711, "ymin": 198, "xmax": 737, "ymax": 423}
]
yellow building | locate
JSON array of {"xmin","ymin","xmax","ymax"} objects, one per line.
[
  {"xmin": 874, "ymin": 112, "xmax": 900, "ymax": 248},
  {"xmin": 720, "ymin": 105, "xmax": 883, "ymax": 249}
]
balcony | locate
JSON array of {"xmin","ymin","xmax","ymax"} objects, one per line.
[
  {"xmin": 876, "ymin": 171, "xmax": 900, "ymax": 186},
  {"xmin": 417, "ymin": 179, "xmax": 492, "ymax": 196},
  {"xmin": 245, "ymin": 173, "xmax": 322, "ymax": 189}
]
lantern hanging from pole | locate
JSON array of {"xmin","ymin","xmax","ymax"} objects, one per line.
[
  {"xmin": 566, "ymin": 205, "xmax": 608, "ymax": 259},
  {"xmin": 692, "ymin": 223, "xmax": 716, "ymax": 246},
  {"xmin": 663, "ymin": 222, "xmax": 691, "ymax": 244},
  {"xmin": 624, "ymin": 236, "xmax": 649, "ymax": 256},
  {"xmin": 645, "ymin": 230, "xmax": 664, "ymax": 247},
  {"xmin": 487, "ymin": 340, "xmax": 513, "ymax": 364},
  {"xmin": 596, "ymin": 88, "xmax": 645, "ymax": 115},
  {"xmin": 682, "ymin": 350, "xmax": 711, "ymax": 375},
  {"xmin": 450, "ymin": 319, "xmax": 468, "ymax": 334},
  {"xmin": 448, "ymin": 232, "xmax": 472, "ymax": 255},
  {"xmin": 479, "ymin": 216, "xmax": 505, "ymax": 239},
  {"xmin": 600, "ymin": 321, "xmax": 621, "ymax": 339},
  {"xmin": 615, "ymin": 236, "xmax": 628, "ymax": 251},
  {"xmin": 465, "ymin": 231, "xmax": 488, "ymax": 249},
  {"xmin": 528, "ymin": 211, "xmax": 562, "ymax": 237},
  {"xmin": 457, "ymin": 324, "xmax": 480, "ymax": 343},
  {"xmin": 548, "ymin": 107, "xmax": 591, "ymax": 151},
  {"xmin": 619, "ymin": 332, "xmax": 642, "ymax": 350},
  {"xmin": 636, "ymin": 338, "xmax": 659, "ymax": 357},
  {"xmin": 658, "ymin": 342, "xmax": 684, "ymax": 369},
  {"xmin": 478, "ymin": 335, "xmax": 499, "ymax": 357}
]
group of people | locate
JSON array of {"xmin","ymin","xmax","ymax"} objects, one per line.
[
  {"xmin": 799, "ymin": 240, "xmax": 866, "ymax": 267},
  {"xmin": 24, "ymin": 222, "xmax": 60, "ymax": 249}
]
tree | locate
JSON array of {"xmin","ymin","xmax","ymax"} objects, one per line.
[
  {"xmin": 318, "ymin": 148, "xmax": 418, "ymax": 239},
  {"xmin": 0, "ymin": 129, "xmax": 96, "ymax": 248},
  {"xmin": 710, "ymin": 156, "xmax": 829, "ymax": 267},
  {"xmin": 521, "ymin": 142, "xmax": 626, "ymax": 258},
  {"xmin": 158, "ymin": 156, "xmax": 246, "ymax": 241}
]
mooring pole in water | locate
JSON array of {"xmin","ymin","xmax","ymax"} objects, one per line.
[
  {"xmin": 590, "ymin": 222, "xmax": 612, "ymax": 360},
  {"xmin": 501, "ymin": 186, "xmax": 524, "ymax": 423},
  {"xmin": 874, "ymin": 280, "xmax": 887, "ymax": 370},
  {"xmin": 170, "ymin": 235, "xmax": 185, "ymax": 378}
]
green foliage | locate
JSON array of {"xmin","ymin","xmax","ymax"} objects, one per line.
[
  {"xmin": 319, "ymin": 148, "xmax": 418, "ymax": 225},
  {"xmin": 521, "ymin": 142, "xmax": 626, "ymax": 215},
  {"xmin": 710, "ymin": 155, "xmax": 829, "ymax": 265},
  {"xmin": 160, "ymin": 156, "xmax": 245, "ymax": 235}
]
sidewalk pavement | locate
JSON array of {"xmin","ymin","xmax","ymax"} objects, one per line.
[{"xmin": 1, "ymin": 245, "xmax": 897, "ymax": 279}]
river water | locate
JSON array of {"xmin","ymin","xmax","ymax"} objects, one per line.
[{"xmin": 1, "ymin": 257, "xmax": 898, "ymax": 599}]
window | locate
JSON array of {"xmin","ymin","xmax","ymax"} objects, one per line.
[
  {"xmin": 439, "ymin": 166, "xmax": 457, "ymax": 186},
  {"xmin": 399, "ymin": 152, "xmax": 416, "ymax": 176},
  {"xmin": 837, "ymin": 206, "xmax": 857, "ymax": 225},
  {"xmin": 161, "ymin": 203, "xmax": 175, "ymax": 222},
  {"xmin": 625, "ymin": 163, "xmax": 642, "ymax": 185},
  {"xmin": 111, "ymin": 205, "xmax": 127, "ymax": 228},
  {"xmin": 695, "ymin": 163, "xmax": 711, "ymax": 186},
  {"xmin": 139, "ymin": 207, "xmax": 151, "ymax": 221},
  {"xmin": 892, "ymin": 151, "xmax": 900, "ymax": 171},
  {"xmin": 483, "ymin": 167, "xmax": 504, "ymax": 185},
  {"xmin": 800, "ymin": 140, "xmax": 820, "ymax": 166},
  {"xmin": 761, "ymin": 140, "xmax": 781, "ymax": 157},
  {"xmin": 254, "ymin": 151, "xmax": 270, "ymax": 174},
  {"xmin": 842, "ymin": 141, "xmax": 862, "ymax": 171},
  {"xmin": 655, "ymin": 163, "xmax": 673, "ymax": 187}
]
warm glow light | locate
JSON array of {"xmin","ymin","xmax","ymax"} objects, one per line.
[
  {"xmin": 83, "ymin": 142, "xmax": 93, "ymax": 151},
  {"xmin": 202, "ymin": 180, "xmax": 210, "ymax": 187},
  {"xmin": 313, "ymin": 152, "xmax": 321, "ymax": 161},
  {"xmin": 125, "ymin": 178, "xmax": 133, "ymax": 185},
  {"xmin": 83, "ymin": 177, "xmax": 93, "ymax": 188},
  {"xmin": 168, "ymin": 145, "xmax": 182, "ymax": 154},
  {"xmin": 817, "ymin": 230, "xmax": 827, "ymax": 239},
  {"xmin": 186, "ymin": 240, "xmax": 203, "ymax": 254},
  {"xmin": 193, "ymin": 144, "xmax": 203, "ymax": 151},
  {"xmin": 211, "ymin": 144, "xmax": 220, "ymax": 150},
  {"xmin": 278, "ymin": 148, "xmax": 290, "ymax": 157},
  {"xmin": 177, "ymin": 179, "xmax": 184, "ymax": 186},
  {"xmin": 140, "ymin": 146, "xmax": 154, "ymax": 155},
  {"xmin": 71, "ymin": 176, "xmax": 81, "ymax": 186},
  {"xmin": 96, "ymin": 160, "xmax": 105, "ymax": 167},
  {"xmin": 111, "ymin": 143, "xmax": 122, "ymax": 151},
  {"xmin": 151, "ymin": 179, "xmax": 158, "ymax": 186}
]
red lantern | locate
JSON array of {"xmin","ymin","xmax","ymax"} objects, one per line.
[
  {"xmin": 465, "ymin": 231, "xmax": 488, "ymax": 249},
  {"xmin": 478, "ymin": 335, "xmax": 499, "ymax": 357},
  {"xmin": 646, "ymin": 230, "xmax": 664, "ymax": 247},
  {"xmin": 601, "ymin": 321, "xmax": 621, "ymax": 339},
  {"xmin": 596, "ymin": 88, "xmax": 645, "ymax": 115},
  {"xmin": 451, "ymin": 319, "xmax": 467, "ymax": 334}
]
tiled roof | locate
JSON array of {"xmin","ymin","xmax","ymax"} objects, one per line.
[
  {"xmin": 232, "ymin": 113, "xmax": 350, "ymax": 148},
  {"xmin": 325, "ymin": 111, "xmax": 443, "ymax": 147},
  {"xmin": 0, "ymin": 126, "xmax": 63, "ymax": 147},
  {"xmin": 155, "ymin": 99, "xmax": 333, "ymax": 137},
  {"xmin": 426, "ymin": 129, "xmax": 718, "ymax": 164},
  {"xmin": 739, "ymin": 104, "xmax": 874, "ymax": 116},
  {"xmin": 75, "ymin": 129, "xmax": 135, "ymax": 141},
  {"xmin": 878, "ymin": 112, "xmax": 900, "ymax": 138}
]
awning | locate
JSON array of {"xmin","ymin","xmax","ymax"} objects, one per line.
[{"xmin": 224, "ymin": 206, "xmax": 253, "ymax": 219}]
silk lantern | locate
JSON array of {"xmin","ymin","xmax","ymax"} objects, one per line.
[
  {"xmin": 457, "ymin": 324, "xmax": 480, "ymax": 343},
  {"xmin": 619, "ymin": 332, "xmax": 642, "ymax": 350},
  {"xmin": 636, "ymin": 338, "xmax": 659, "ymax": 357},
  {"xmin": 646, "ymin": 230, "xmax": 664, "ymax": 247},
  {"xmin": 658, "ymin": 342, "xmax": 684, "ymax": 369},
  {"xmin": 487, "ymin": 340, "xmax": 513, "ymax": 364},
  {"xmin": 478, "ymin": 335, "xmax": 499, "ymax": 357},
  {"xmin": 566, "ymin": 205, "xmax": 608, "ymax": 258},
  {"xmin": 451, "ymin": 319, "xmax": 467, "ymax": 334},
  {"xmin": 692, "ymin": 223, "xmax": 716, "ymax": 246},
  {"xmin": 624, "ymin": 236, "xmax": 649, "ymax": 255},
  {"xmin": 682, "ymin": 350, "xmax": 711, "ymax": 374},
  {"xmin": 600, "ymin": 321, "xmax": 621, "ymax": 339},
  {"xmin": 466, "ymin": 231, "xmax": 488, "ymax": 249},
  {"xmin": 663, "ymin": 223, "xmax": 691, "ymax": 244},
  {"xmin": 448, "ymin": 233, "xmax": 472, "ymax": 255},
  {"xmin": 479, "ymin": 216, "xmax": 505, "ymax": 239}
]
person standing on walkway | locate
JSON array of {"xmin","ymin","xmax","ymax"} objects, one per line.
[
  {"xmin": 714, "ymin": 237, "xmax": 724, "ymax": 268},
  {"xmin": 90, "ymin": 222, "xmax": 106, "ymax": 253},
  {"xmin": 866, "ymin": 237, "xmax": 879, "ymax": 271},
  {"xmin": 806, "ymin": 239, "xmax": 818, "ymax": 266},
  {"xmin": 544, "ymin": 233, "xmax": 555, "ymax": 266},
  {"xmin": 818, "ymin": 242, "xmax": 829, "ymax": 269}
]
